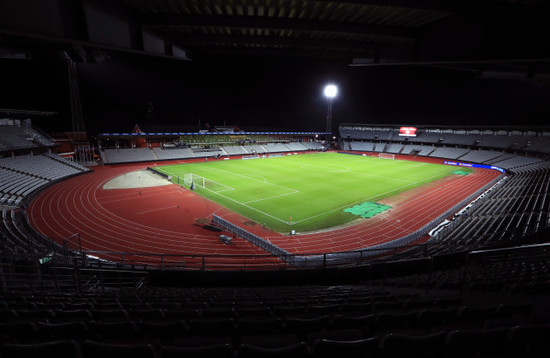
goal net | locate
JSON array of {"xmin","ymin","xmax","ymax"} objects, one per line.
[
  {"xmin": 379, "ymin": 153, "xmax": 395, "ymax": 160},
  {"xmin": 183, "ymin": 173, "xmax": 204, "ymax": 188},
  {"xmin": 182, "ymin": 173, "xmax": 233, "ymax": 193}
]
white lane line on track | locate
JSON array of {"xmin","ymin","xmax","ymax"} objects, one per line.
[{"xmin": 31, "ymin": 164, "xmax": 497, "ymax": 256}]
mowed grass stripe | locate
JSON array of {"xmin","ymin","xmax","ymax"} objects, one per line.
[{"xmin": 158, "ymin": 153, "xmax": 465, "ymax": 232}]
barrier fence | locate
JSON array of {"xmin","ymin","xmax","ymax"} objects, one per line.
[
  {"xmin": 212, "ymin": 214, "xmax": 296, "ymax": 265},
  {"xmin": 3, "ymin": 242, "xmax": 548, "ymax": 295}
]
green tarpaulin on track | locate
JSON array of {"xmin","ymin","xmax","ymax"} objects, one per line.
[
  {"xmin": 451, "ymin": 170, "xmax": 471, "ymax": 176},
  {"xmin": 344, "ymin": 201, "xmax": 391, "ymax": 218}
]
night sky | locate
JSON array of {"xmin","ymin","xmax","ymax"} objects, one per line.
[{"xmin": 1, "ymin": 51, "xmax": 549, "ymax": 137}]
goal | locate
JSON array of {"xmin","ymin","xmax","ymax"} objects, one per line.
[
  {"xmin": 182, "ymin": 173, "xmax": 233, "ymax": 193},
  {"xmin": 379, "ymin": 153, "xmax": 395, "ymax": 160},
  {"xmin": 183, "ymin": 173, "xmax": 205, "ymax": 188}
]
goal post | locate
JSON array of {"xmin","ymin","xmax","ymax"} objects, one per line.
[
  {"xmin": 183, "ymin": 173, "xmax": 205, "ymax": 188},
  {"xmin": 379, "ymin": 153, "xmax": 395, "ymax": 160},
  {"xmin": 182, "ymin": 173, "xmax": 233, "ymax": 193}
]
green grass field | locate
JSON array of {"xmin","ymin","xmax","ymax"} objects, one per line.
[{"xmin": 154, "ymin": 153, "xmax": 470, "ymax": 233}]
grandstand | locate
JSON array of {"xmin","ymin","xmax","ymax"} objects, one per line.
[
  {"xmin": 0, "ymin": 123, "xmax": 549, "ymax": 357},
  {"xmin": 98, "ymin": 132, "xmax": 328, "ymax": 164},
  {"xmin": 0, "ymin": 119, "xmax": 55, "ymax": 151},
  {"xmin": 1, "ymin": 118, "xmax": 550, "ymax": 358},
  {"xmin": 1, "ymin": 0, "xmax": 550, "ymax": 354}
]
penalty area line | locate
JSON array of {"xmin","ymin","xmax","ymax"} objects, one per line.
[
  {"xmin": 199, "ymin": 186, "xmax": 290, "ymax": 225},
  {"xmin": 242, "ymin": 190, "xmax": 300, "ymax": 204}
]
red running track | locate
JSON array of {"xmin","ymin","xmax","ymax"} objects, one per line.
[{"xmin": 27, "ymin": 154, "xmax": 502, "ymax": 267}]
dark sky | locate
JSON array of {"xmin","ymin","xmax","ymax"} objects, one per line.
[{"xmin": 1, "ymin": 51, "xmax": 550, "ymax": 136}]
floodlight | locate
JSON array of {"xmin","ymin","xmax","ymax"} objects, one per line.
[
  {"xmin": 324, "ymin": 84, "xmax": 338, "ymax": 98},
  {"xmin": 323, "ymin": 84, "xmax": 338, "ymax": 144}
]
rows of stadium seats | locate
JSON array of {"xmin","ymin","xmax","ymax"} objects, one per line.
[
  {"xmin": 220, "ymin": 146, "xmax": 249, "ymax": 156},
  {"xmin": 1, "ymin": 208, "xmax": 53, "ymax": 254},
  {"xmin": 1, "ymin": 283, "xmax": 548, "ymax": 358},
  {"xmin": 345, "ymin": 140, "xmax": 548, "ymax": 170},
  {"xmin": 428, "ymin": 166, "xmax": 550, "ymax": 255},
  {"xmin": 459, "ymin": 149, "xmax": 508, "ymax": 163},
  {"xmin": 0, "ymin": 155, "xmax": 84, "ymax": 180},
  {"xmin": 428, "ymin": 147, "xmax": 470, "ymax": 159},
  {"xmin": 400, "ymin": 144, "xmax": 435, "ymax": 156},
  {"xmin": 340, "ymin": 127, "xmax": 550, "ymax": 154},
  {"xmin": 385, "ymin": 242, "xmax": 550, "ymax": 295},
  {"xmin": 0, "ymin": 154, "xmax": 90, "ymax": 205},
  {"xmin": 0, "ymin": 125, "xmax": 55, "ymax": 151},
  {"xmin": 101, "ymin": 142, "xmax": 325, "ymax": 164},
  {"xmin": 0, "ymin": 168, "xmax": 48, "ymax": 205},
  {"xmin": 102, "ymin": 148, "xmax": 157, "ymax": 164},
  {"xmin": 191, "ymin": 146, "xmax": 227, "ymax": 158}
]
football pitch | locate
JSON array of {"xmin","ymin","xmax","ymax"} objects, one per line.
[{"xmin": 154, "ymin": 153, "xmax": 470, "ymax": 233}]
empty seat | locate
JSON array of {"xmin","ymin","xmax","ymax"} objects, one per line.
[
  {"xmin": 189, "ymin": 318, "xmax": 236, "ymax": 337},
  {"xmin": 507, "ymin": 323, "xmax": 550, "ymax": 357},
  {"xmin": 81, "ymin": 340, "xmax": 157, "ymax": 358},
  {"xmin": 90, "ymin": 309, "xmax": 129, "ymax": 322},
  {"xmin": 416, "ymin": 307, "xmax": 460, "ymax": 332},
  {"xmin": 308, "ymin": 328, "xmax": 365, "ymax": 346},
  {"xmin": 0, "ymin": 322, "xmax": 37, "ymax": 343},
  {"xmin": 141, "ymin": 319, "xmax": 189, "ymax": 346},
  {"xmin": 162, "ymin": 344, "xmax": 233, "ymax": 358},
  {"xmin": 311, "ymin": 337, "xmax": 379, "ymax": 358},
  {"xmin": 284, "ymin": 316, "xmax": 329, "ymax": 340},
  {"xmin": 240, "ymin": 333, "xmax": 301, "ymax": 349},
  {"xmin": 1, "ymin": 340, "xmax": 80, "ymax": 358},
  {"xmin": 331, "ymin": 314, "xmax": 375, "ymax": 332},
  {"xmin": 373, "ymin": 311, "xmax": 418, "ymax": 335},
  {"xmin": 35, "ymin": 321, "xmax": 91, "ymax": 341},
  {"xmin": 89, "ymin": 321, "xmax": 142, "ymax": 343},
  {"xmin": 238, "ymin": 317, "xmax": 284, "ymax": 336},
  {"xmin": 52, "ymin": 309, "xmax": 93, "ymax": 323},
  {"xmin": 444, "ymin": 327, "xmax": 509, "ymax": 358},
  {"xmin": 379, "ymin": 331, "xmax": 446, "ymax": 358}
]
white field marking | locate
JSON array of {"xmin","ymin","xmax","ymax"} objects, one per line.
[
  {"xmin": 158, "ymin": 168, "xmax": 236, "ymax": 193},
  {"xmin": 243, "ymin": 190, "xmax": 300, "ymax": 204},
  {"xmin": 410, "ymin": 162, "xmax": 429, "ymax": 168},
  {"xmin": 213, "ymin": 188, "xmax": 235, "ymax": 193},
  {"xmin": 298, "ymin": 161, "xmax": 350, "ymax": 173},
  {"xmin": 136, "ymin": 205, "xmax": 180, "ymax": 215},
  {"xmin": 160, "ymin": 166, "xmax": 297, "ymax": 222},
  {"xmin": 288, "ymin": 170, "xmax": 455, "ymax": 226},
  {"xmin": 198, "ymin": 185, "xmax": 290, "ymax": 224},
  {"xmin": 191, "ymin": 174, "xmax": 235, "ymax": 193},
  {"xmin": 205, "ymin": 167, "xmax": 298, "ymax": 193}
]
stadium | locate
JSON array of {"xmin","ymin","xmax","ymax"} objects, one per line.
[{"xmin": 1, "ymin": 1, "xmax": 550, "ymax": 357}]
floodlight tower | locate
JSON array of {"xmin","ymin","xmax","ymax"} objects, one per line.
[{"xmin": 323, "ymin": 84, "xmax": 337, "ymax": 143}]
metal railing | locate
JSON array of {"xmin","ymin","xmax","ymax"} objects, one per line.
[{"xmin": 212, "ymin": 214, "xmax": 296, "ymax": 265}]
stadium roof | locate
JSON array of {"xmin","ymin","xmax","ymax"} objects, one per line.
[
  {"xmin": 99, "ymin": 131, "xmax": 330, "ymax": 137},
  {"xmin": 1, "ymin": 0, "xmax": 549, "ymax": 71},
  {"xmin": 0, "ymin": 108, "xmax": 57, "ymax": 118}
]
